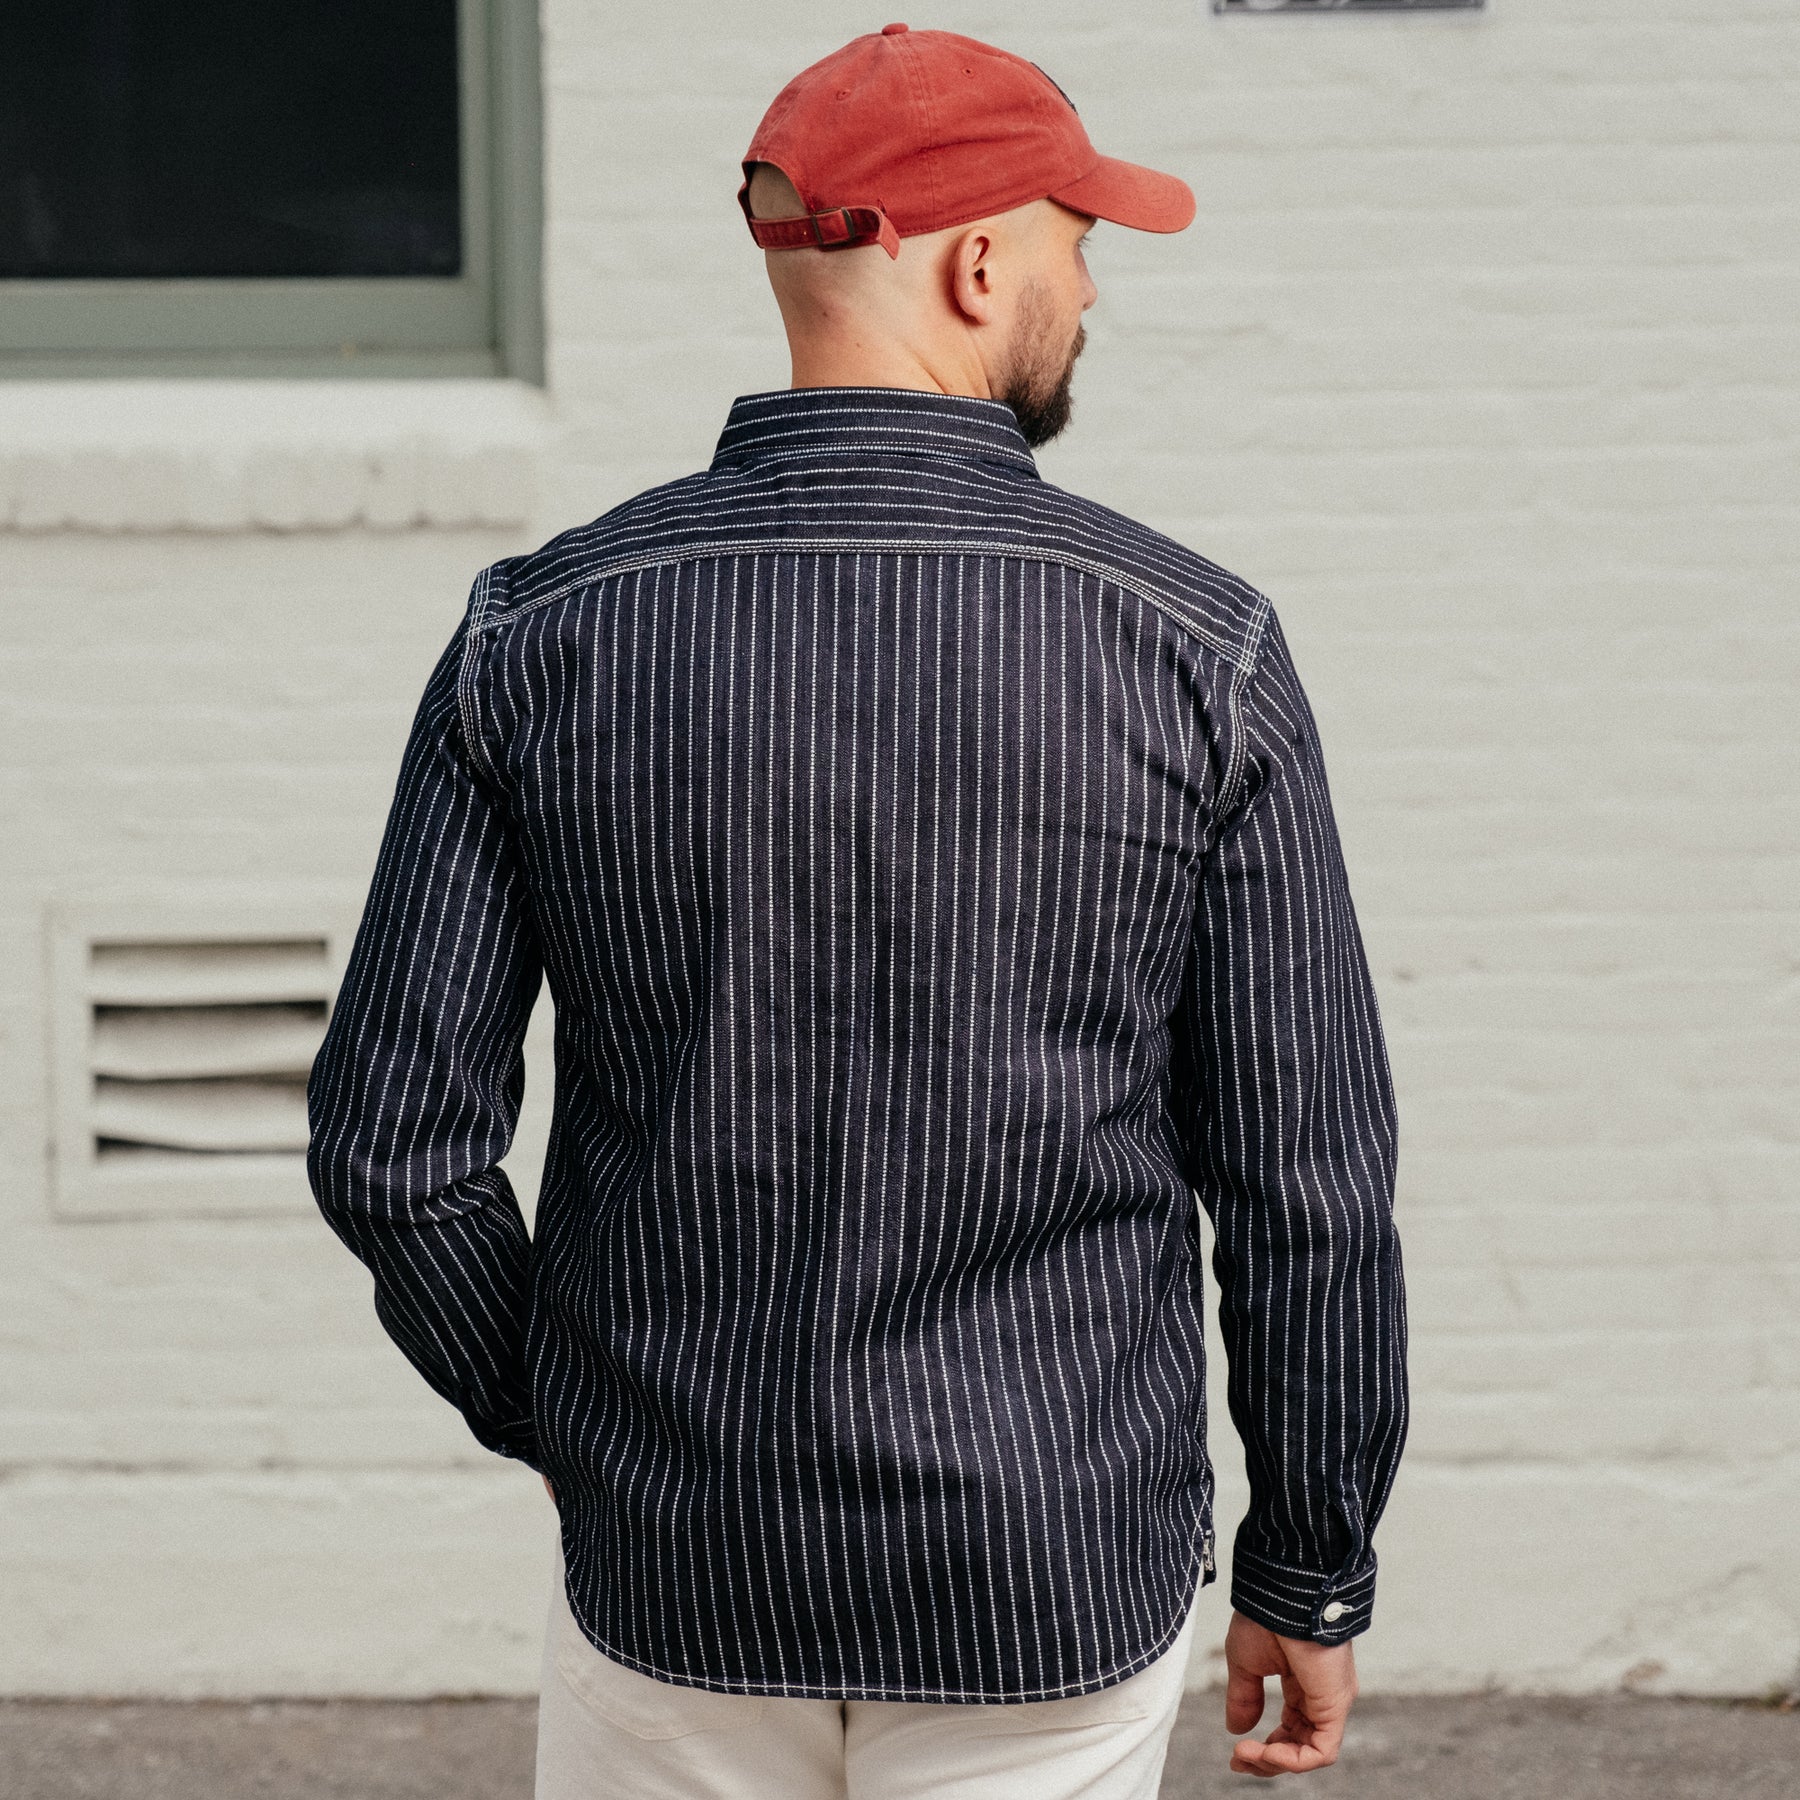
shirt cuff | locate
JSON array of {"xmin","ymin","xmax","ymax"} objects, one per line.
[{"xmin": 1230, "ymin": 1542, "xmax": 1379, "ymax": 1645}]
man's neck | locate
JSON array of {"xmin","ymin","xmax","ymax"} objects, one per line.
[{"xmin": 785, "ymin": 334, "xmax": 992, "ymax": 400}]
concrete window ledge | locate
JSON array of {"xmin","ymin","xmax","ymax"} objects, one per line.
[{"xmin": 0, "ymin": 380, "xmax": 550, "ymax": 534}]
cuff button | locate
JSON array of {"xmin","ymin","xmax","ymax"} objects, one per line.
[{"xmin": 1321, "ymin": 1601, "xmax": 1348, "ymax": 1623}]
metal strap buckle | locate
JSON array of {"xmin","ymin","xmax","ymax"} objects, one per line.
[{"xmin": 810, "ymin": 208, "xmax": 858, "ymax": 247}]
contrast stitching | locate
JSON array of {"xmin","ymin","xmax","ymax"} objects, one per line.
[
  {"xmin": 473, "ymin": 539, "xmax": 1256, "ymax": 669},
  {"xmin": 456, "ymin": 566, "xmax": 504, "ymax": 793},
  {"xmin": 1214, "ymin": 596, "xmax": 1274, "ymax": 826}
]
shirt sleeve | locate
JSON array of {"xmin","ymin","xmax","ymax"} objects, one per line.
[
  {"xmin": 305, "ymin": 586, "xmax": 544, "ymax": 1470},
  {"xmin": 1170, "ymin": 603, "xmax": 1409, "ymax": 1645}
]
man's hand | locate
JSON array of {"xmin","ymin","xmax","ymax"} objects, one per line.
[{"xmin": 1224, "ymin": 1609, "xmax": 1358, "ymax": 1778}]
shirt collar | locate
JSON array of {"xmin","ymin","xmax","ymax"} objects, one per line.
[{"xmin": 711, "ymin": 387, "xmax": 1039, "ymax": 478}]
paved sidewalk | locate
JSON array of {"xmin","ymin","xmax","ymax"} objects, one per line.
[{"xmin": 2, "ymin": 1691, "xmax": 1795, "ymax": 1799}]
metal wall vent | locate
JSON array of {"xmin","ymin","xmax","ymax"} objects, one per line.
[
  {"xmin": 90, "ymin": 939, "xmax": 328, "ymax": 1160},
  {"xmin": 1215, "ymin": 2, "xmax": 1483, "ymax": 13},
  {"xmin": 49, "ymin": 893, "xmax": 360, "ymax": 1219}
]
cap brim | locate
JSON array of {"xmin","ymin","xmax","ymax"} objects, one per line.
[{"xmin": 1051, "ymin": 155, "xmax": 1195, "ymax": 235}]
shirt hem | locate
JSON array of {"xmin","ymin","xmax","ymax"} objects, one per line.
[{"xmin": 557, "ymin": 1534, "xmax": 1215, "ymax": 1706}]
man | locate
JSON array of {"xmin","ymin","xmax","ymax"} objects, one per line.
[{"xmin": 307, "ymin": 23, "xmax": 1407, "ymax": 1799}]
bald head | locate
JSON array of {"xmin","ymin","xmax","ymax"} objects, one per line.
[{"xmin": 745, "ymin": 162, "xmax": 1098, "ymax": 446}]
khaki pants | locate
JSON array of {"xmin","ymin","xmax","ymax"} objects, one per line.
[{"xmin": 534, "ymin": 1545, "xmax": 1199, "ymax": 1800}]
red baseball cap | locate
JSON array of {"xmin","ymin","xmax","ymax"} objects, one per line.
[{"xmin": 739, "ymin": 23, "xmax": 1195, "ymax": 259}]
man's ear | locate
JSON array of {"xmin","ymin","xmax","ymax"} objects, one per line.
[{"xmin": 948, "ymin": 227, "xmax": 998, "ymax": 326}]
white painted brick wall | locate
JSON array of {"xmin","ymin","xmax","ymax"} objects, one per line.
[{"xmin": 3, "ymin": 0, "xmax": 1795, "ymax": 1697}]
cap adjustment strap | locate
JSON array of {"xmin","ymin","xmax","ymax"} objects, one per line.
[{"xmin": 744, "ymin": 203, "xmax": 901, "ymax": 260}]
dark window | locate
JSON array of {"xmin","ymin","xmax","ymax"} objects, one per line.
[
  {"xmin": 0, "ymin": 0, "xmax": 541, "ymax": 379},
  {"xmin": 0, "ymin": 2, "xmax": 463, "ymax": 280}
]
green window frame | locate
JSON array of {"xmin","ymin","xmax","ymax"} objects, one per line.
[{"xmin": 0, "ymin": 0, "xmax": 542, "ymax": 380}]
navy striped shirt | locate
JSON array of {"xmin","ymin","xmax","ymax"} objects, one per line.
[{"xmin": 306, "ymin": 387, "xmax": 1408, "ymax": 1703}]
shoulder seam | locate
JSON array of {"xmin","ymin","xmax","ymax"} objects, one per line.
[
  {"xmin": 1215, "ymin": 595, "xmax": 1275, "ymax": 826},
  {"xmin": 455, "ymin": 566, "xmax": 503, "ymax": 792},
  {"xmin": 472, "ymin": 538, "xmax": 1262, "ymax": 670}
]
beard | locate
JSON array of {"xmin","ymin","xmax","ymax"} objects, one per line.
[{"xmin": 996, "ymin": 281, "xmax": 1086, "ymax": 449}]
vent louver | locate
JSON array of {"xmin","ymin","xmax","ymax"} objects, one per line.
[
  {"xmin": 49, "ymin": 894, "xmax": 360, "ymax": 1218},
  {"xmin": 89, "ymin": 940, "xmax": 329, "ymax": 1159}
]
